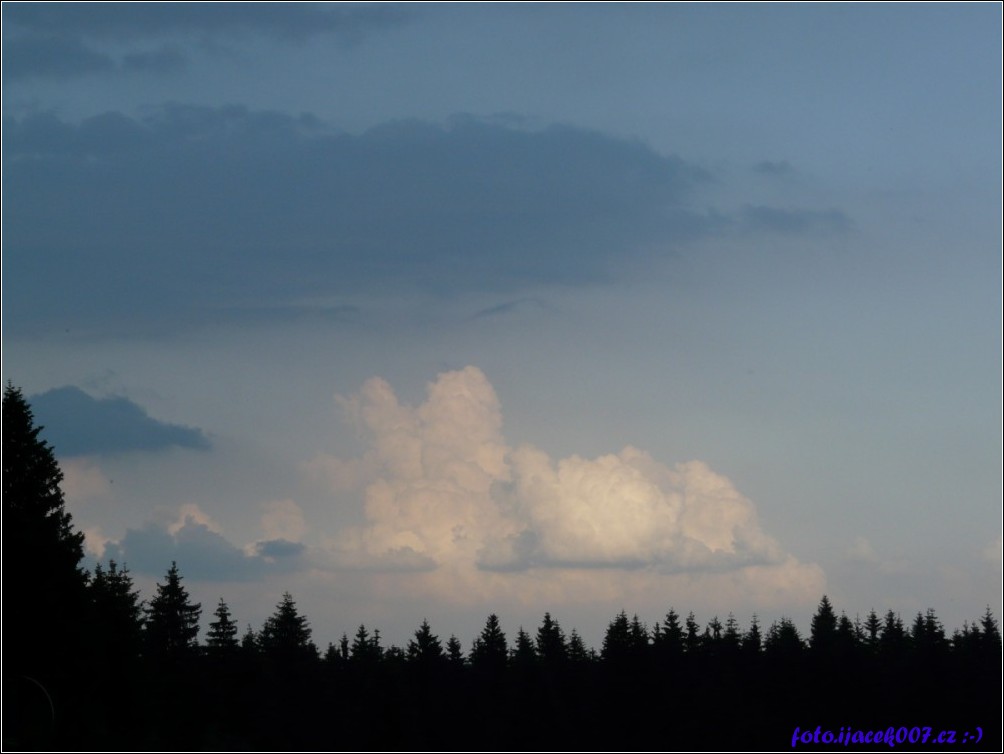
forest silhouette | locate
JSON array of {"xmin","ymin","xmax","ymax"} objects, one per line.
[{"xmin": 3, "ymin": 383, "xmax": 1001, "ymax": 751}]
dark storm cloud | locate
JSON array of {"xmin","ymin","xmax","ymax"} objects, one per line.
[
  {"xmin": 29, "ymin": 386, "xmax": 210, "ymax": 457},
  {"xmin": 105, "ymin": 518, "xmax": 299, "ymax": 581},
  {"xmin": 3, "ymin": 106, "xmax": 714, "ymax": 335}
]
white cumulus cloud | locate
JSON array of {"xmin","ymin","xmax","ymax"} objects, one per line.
[{"xmin": 311, "ymin": 366, "xmax": 823, "ymax": 606}]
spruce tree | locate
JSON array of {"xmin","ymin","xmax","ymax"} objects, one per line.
[
  {"xmin": 511, "ymin": 627, "xmax": 538, "ymax": 670},
  {"xmin": 446, "ymin": 635, "xmax": 465, "ymax": 667},
  {"xmin": 684, "ymin": 611, "xmax": 702, "ymax": 654},
  {"xmin": 601, "ymin": 610, "xmax": 631, "ymax": 663},
  {"xmin": 350, "ymin": 624, "xmax": 383, "ymax": 664},
  {"xmin": 742, "ymin": 614, "xmax": 763, "ymax": 655},
  {"xmin": 206, "ymin": 598, "xmax": 239, "ymax": 655},
  {"xmin": 628, "ymin": 614, "xmax": 649, "ymax": 659},
  {"xmin": 706, "ymin": 615, "xmax": 724, "ymax": 644},
  {"xmin": 765, "ymin": 617, "xmax": 804, "ymax": 657},
  {"xmin": 863, "ymin": 609, "xmax": 882, "ymax": 653},
  {"xmin": 240, "ymin": 623, "xmax": 260, "ymax": 655},
  {"xmin": 260, "ymin": 592, "xmax": 314, "ymax": 661},
  {"xmin": 408, "ymin": 619, "xmax": 445, "ymax": 666},
  {"xmin": 809, "ymin": 595, "xmax": 838, "ymax": 652},
  {"xmin": 567, "ymin": 629, "xmax": 590, "ymax": 665},
  {"xmin": 536, "ymin": 612, "xmax": 568, "ymax": 667},
  {"xmin": 879, "ymin": 610, "xmax": 907, "ymax": 656},
  {"xmin": 144, "ymin": 561, "xmax": 201, "ymax": 659},
  {"xmin": 323, "ymin": 642, "xmax": 340, "ymax": 665},
  {"xmin": 835, "ymin": 612, "xmax": 858, "ymax": 656},
  {"xmin": 470, "ymin": 613, "xmax": 508, "ymax": 675},
  {"xmin": 978, "ymin": 606, "xmax": 1002, "ymax": 648},
  {"xmin": 2, "ymin": 384, "xmax": 89, "ymax": 681},
  {"xmin": 653, "ymin": 608, "xmax": 685, "ymax": 659},
  {"xmin": 723, "ymin": 613, "xmax": 742, "ymax": 654},
  {"xmin": 90, "ymin": 560, "xmax": 144, "ymax": 667}
]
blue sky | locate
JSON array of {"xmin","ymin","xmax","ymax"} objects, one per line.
[{"xmin": 3, "ymin": 3, "xmax": 1000, "ymax": 650}]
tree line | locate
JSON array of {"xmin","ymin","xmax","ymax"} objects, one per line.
[{"xmin": 3, "ymin": 384, "xmax": 1001, "ymax": 750}]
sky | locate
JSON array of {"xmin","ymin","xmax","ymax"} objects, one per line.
[{"xmin": 2, "ymin": 2, "xmax": 1001, "ymax": 652}]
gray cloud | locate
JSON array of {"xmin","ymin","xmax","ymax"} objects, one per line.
[
  {"xmin": 3, "ymin": 4, "xmax": 411, "ymax": 82},
  {"xmin": 739, "ymin": 205, "xmax": 852, "ymax": 235},
  {"xmin": 1, "ymin": 33, "xmax": 116, "ymax": 80},
  {"xmin": 4, "ymin": 3, "xmax": 412, "ymax": 42},
  {"xmin": 253, "ymin": 538, "xmax": 307, "ymax": 560},
  {"xmin": 29, "ymin": 386, "xmax": 209, "ymax": 457},
  {"xmin": 3, "ymin": 107, "xmax": 712, "ymax": 335},
  {"xmin": 105, "ymin": 518, "xmax": 296, "ymax": 581}
]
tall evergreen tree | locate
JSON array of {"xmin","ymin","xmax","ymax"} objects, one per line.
[
  {"xmin": 879, "ymin": 610, "xmax": 907, "ymax": 656},
  {"xmin": 536, "ymin": 612, "xmax": 568, "ymax": 667},
  {"xmin": 742, "ymin": 614, "xmax": 763, "ymax": 655},
  {"xmin": 628, "ymin": 614, "xmax": 649, "ymax": 658},
  {"xmin": 260, "ymin": 592, "xmax": 313, "ymax": 660},
  {"xmin": 446, "ymin": 635, "xmax": 465, "ymax": 667},
  {"xmin": 323, "ymin": 642, "xmax": 340, "ymax": 665},
  {"xmin": 835, "ymin": 612, "xmax": 858, "ymax": 656},
  {"xmin": 705, "ymin": 615, "xmax": 724, "ymax": 644},
  {"xmin": 144, "ymin": 561, "xmax": 201, "ymax": 658},
  {"xmin": 601, "ymin": 610, "xmax": 631, "ymax": 663},
  {"xmin": 350, "ymin": 624, "xmax": 383, "ymax": 664},
  {"xmin": 89, "ymin": 560, "xmax": 144, "ymax": 666},
  {"xmin": 2, "ymin": 384, "xmax": 89, "ymax": 683},
  {"xmin": 809, "ymin": 595, "xmax": 838, "ymax": 652},
  {"xmin": 911, "ymin": 609, "xmax": 947, "ymax": 656},
  {"xmin": 240, "ymin": 623, "xmax": 260, "ymax": 655},
  {"xmin": 765, "ymin": 617, "xmax": 804, "ymax": 657},
  {"xmin": 978, "ymin": 606, "xmax": 1002, "ymax": 651},
  {"xmin": 205, "ymin": 598, "xmax": 239, "ymax": 655},
  {"xmin": 470, "ymin": 613, "xmax": 508, "ymax": 674},
  {"xmin": 684, "ymin": 611, "xmax": 702, "ymax": 654},
  {"xmin": 863, "ymin": 609, "xmax": 882, "ymax": 653},
  {"xmin": 567, "ymin": 629, "xmax": 590, "ymax": 665},
  {"xmin": 653, "ymin": 608, "xmax": 685, "ymax": 660},
  {"xmin": 408, "ymin": 619, "xmax": 445, "ymax": 666},
  {"xmin": 723, "ymin": 613, "xmax": 742, "ymax": 654},
  {"xmin": 511, "ymin": 627, "xmax": 538, "ymax": 670}
]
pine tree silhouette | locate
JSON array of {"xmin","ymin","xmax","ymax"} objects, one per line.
[
  {"xmin": 446, "ymin": 635, "xmax": 465, "ymax": 667},
  {"xmin": 407, "ymin": 619, "xmax": 445, "ymax": 666},
  {"xmin": 470, "ymin": 613, "xmax": 508, "ymax": 675},
  {"xmin": 260, "ymin": 592, "xmax": 314, "ymax": 661},
  {"xmin": 2, "ymin": 384, "xmax": 91, "ymax": 748},
  {"xmin": 535, "ymin": 612, "xmax": 568, "ymax": 667},
  {"xmin": 90, "ymin": 560, "xmax": 144, "ymax": 667},
  {"xmin": 144, "ymin": 562, "xmax": 201, "ymax": 659},
  {"xmin": 206, "ymin": 598, "xmax": 239, "ymax": 655},
  {"xmin": 809, "ymin": 595, "xmax": 838, "ymax": 652}
]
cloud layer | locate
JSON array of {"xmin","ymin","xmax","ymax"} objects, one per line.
[
  {"xmin": 3, "ymin": 106, "xmax": 849, "ymax": 336},
  {"xmin": 30, "ymin": 386, "xmax": 209, "ymax": 456},
  {"xmin": 2, "ymin": 3, "xmax": 411, "ymax": 81},
  {"xmin": 308, "ymin": 367, "xmax": 823, "ymax": 605}
]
